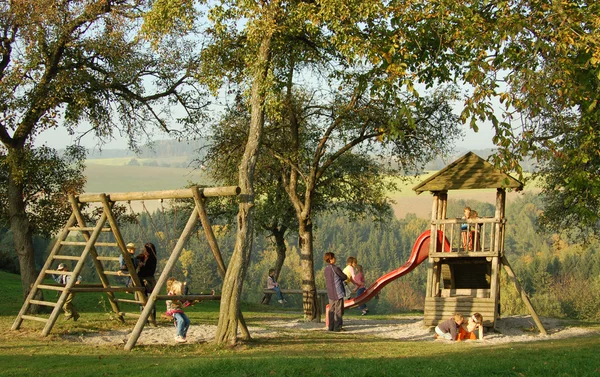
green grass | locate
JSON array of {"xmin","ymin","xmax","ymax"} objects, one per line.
[{"xmin": 2, "ymin": 270, "xmax": 600, "ymax": 377}]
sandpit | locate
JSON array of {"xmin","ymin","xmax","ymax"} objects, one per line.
[{"xmin": 63, "ymin": 315, "xmax": 596, "ymax": 346}]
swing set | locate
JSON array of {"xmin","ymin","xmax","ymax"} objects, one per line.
[{"xmin": 11, "ymin": 185, "xmax": 239, "ymax": 350}]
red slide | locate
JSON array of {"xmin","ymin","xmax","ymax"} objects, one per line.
[{"xmin": 325, "ymin": 230, "xmax": 450, "ymax": 324}]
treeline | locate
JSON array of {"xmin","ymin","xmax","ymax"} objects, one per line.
[{"xmin": 3, "ymin": 193, "xmax": 600, "ymax": 320}]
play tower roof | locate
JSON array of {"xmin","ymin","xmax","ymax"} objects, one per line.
[{"xmin": 412, "ymin": 152, "xmax": 523, "ymax": 194}]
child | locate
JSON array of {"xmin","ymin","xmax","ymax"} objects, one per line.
[
  {"xmin": 118, "ymin": 242, "xmax": 139, "ymax": 288},
  {"xmin": 461, "ymin": 207, "xmax": 472, "ymax": 249},
  {"xmin": 52, "ymin": 263, "xmax": 82, "ymax": 321},
  {"xmin": 469, "ymin": 210, "xmax": 481, "ymax": 251},
  {"xmin": 267, "ymin": 268, "xmax": 286, "ymax": 304},
  {"xmin": 458, "ymin": 313, "xmax": 484, "ymax": 341},
  {"xmin": 354, "ymin": 264, "xmax": 369, "ymax": 316},
  {"xmin": 434, "ymin": 313, "xmax": 464, "ymax": 340},
  {"xmin": 342, "ymin": 257, "xmax": 358, "ymax": 299},
  {"xmin": 165, "ymin": 278, "xmax": 191, "ymax": 343}
]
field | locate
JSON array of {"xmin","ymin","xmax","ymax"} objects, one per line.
[
  {"xmin": 2, "ymin": 271, "xmax": 600, "ymax": 377},
  {"xmin": 82, "ymin": 164, "xmax": 539, "ymax": 219},
  {"xmin": 84, "ymin": 162, "xmax": 211, "ymax": 194}
]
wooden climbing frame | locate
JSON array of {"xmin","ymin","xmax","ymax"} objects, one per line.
[{"xmin": 11, "ymin": 185, "xmax": 240, "ymax": 350}]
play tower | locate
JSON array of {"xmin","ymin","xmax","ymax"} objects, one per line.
[{"xmin": 413, "ymin": 152, "xmax": 546, "ymax": 332}]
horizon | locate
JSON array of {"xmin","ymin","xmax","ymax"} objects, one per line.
[{"xmin": 35, "ymin": 120, "xmax": 497, "ymax": 153}]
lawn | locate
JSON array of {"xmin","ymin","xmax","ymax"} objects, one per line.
[{"xmin": 2, "ymin": 271, "xmax": 600, "ymax": 377}]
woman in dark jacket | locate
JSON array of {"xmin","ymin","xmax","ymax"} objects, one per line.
[
  {"xmin": 324, "ymin": 252, "xmax": 347, "ymax": 332},
  {"xmin": 137, "ymin": 242, "xmax": 158, "ymax": 322}
]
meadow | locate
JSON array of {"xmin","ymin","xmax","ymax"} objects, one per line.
[
  {"xmin": 84, "ymin": 158, "xmax": 211, "ymax": 194},
  {"xmin": 2, "ymin": 271, "xmax": 600, "ymax": 377},
  {"xmin": 82, "ymin": 162, "xmax": 539, "ymax": 219}
]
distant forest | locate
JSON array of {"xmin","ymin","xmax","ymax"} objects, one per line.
[{"xmin": 3, "ymin": 193, "xmax": 599, "ymax": 321}]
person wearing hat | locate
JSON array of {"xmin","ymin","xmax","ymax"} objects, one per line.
[
  {"xmin": 118, "ymin": 243, "xmax": 140, "ymax": 287},
  {"xmin": 52, "ymin": 263, "xmax": 81, "ymax": 321}
]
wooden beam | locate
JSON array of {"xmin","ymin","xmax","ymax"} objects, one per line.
[
  {"xmin": 192, "ymin": 187, "xmax": 227, "ymax": 277},
  {"xmin": 501, "ymin": 255, "xmax": 547, "ymax": 335},
  {"xmin": 77, "ymin": 186, "xmax": 241, "ymax": 203}
]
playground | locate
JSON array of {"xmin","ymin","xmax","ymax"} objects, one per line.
[
  {"xmin": 0, "ymin": 281, "xmax": 599, "ymax": 377},
  {"xmin": 61, "ymin": 314, "xmax": 593, "ymax": 347},
  {"xmin": 3, "ymin": 152, "xmax": 600, "ymax": 376}
]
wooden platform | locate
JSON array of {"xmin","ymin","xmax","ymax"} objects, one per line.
[{"xmin": 423, "ymin": 297, "xmax": 496, "ymax": 327}]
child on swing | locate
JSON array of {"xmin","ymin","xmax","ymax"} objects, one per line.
[
  {"xmin": 165, "ymin": 277, "xmax": 191, "ymax": 343},
  {"xmin": 267, "ymin": 268, "xmax": 287, "ymax": 304}
]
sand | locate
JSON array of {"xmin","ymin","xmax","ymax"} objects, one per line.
[{"xmin": 62, "ymin": 315, "xmax": 596, "ymax": 346}]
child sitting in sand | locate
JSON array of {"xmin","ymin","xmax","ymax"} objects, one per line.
[
  {"xmin": 165, "ymin": 278, "xmax": 190, "ymax": 343},
  {"xmin": 457, "ymin": 313, "xmax": 484, "ymax": 341},
  {"xmin": 434, "ymin": 313, "xmax": 464, "ymax": 340}
]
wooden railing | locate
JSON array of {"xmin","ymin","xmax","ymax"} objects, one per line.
[{"xmin": 430, "ymin": 217, "xmax": 504, "ymax": 257}]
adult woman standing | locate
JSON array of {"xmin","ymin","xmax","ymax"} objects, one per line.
[
  {"xmin": 324, "ymin": 252, "xmax": 347, "ymax": 332},
  {"xmin": 137, "ymin": 242, "xmax": 158, "ymax": 323}
]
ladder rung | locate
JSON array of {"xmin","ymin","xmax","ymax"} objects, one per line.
[
  {"xmin": 103, "ymin": 271, "xmax": 124, "ymax": 276},
  {"xmin": 29, "ymin": 299, "xmax": 58, "ymax": 307},
  {"xmin": 38, "ymin": 284, "xmax": 66, "ymax": 291},
  {"xmin": 113, "ymin": 298, "xmax": 144, "ymax": 304},
  {"xmin": 70, "ymin": 286, "xmax": 144, "ymax": 293},
  {"xmin": 118, "ymin": 312, "xmax": 141, "ymax": 318},
  {"xmin": 45, "ymin": 270, "xmax": 73, "ymax": 276},
  {"xmin": 60, "ymin": 241, "xmax": 118, "ymax": 247},
  {"xmin": 52, "ymin": 255, "xmax": 82, "ymax": 261},
  {"xmin": 67, "ymin": 227, "xmax": 112, "ymax": 232},
  {"xmin": 96, "ymin": 256, "xmax": 120, "ymax": 261},
  {"xmin": 21, "ymin": 315, "xmax": 49, "ymax": 323}
]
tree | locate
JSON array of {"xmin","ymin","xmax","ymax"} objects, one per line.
[
  {"xmin": 0, "ymin": 145, "xmax": 85, "ymax": 284},
  {"xmin": 273, "ymin": 84, "xmax": 460, "ymax": 320},
  {"xmin": 0, "ymin": 0, "xmax": 207, "ymax": 301},
  {"xmin": 145, "ymin": 0, "xmax": 468, "ymax": 338},
  {"xmin": 202, "ymin": 105, "xmax": 298, "ymax": 305},
  {"xmin": 384, "ymin": 1, "xmax": 599, "ymax": 236}
]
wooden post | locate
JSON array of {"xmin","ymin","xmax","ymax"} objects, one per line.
[
  {"xmin": 192, "ymin": 187, "xmax": 227, "ymax": 277},
  {"xmin": 490, "ymin": 189, "xmax": 505, "ymax": 325},
  {"xmin": 426, "ymin": 193, "xmax": 439, "ymax": 298},
  {"xmin": 125, "ymin": 208, "xmax": 200, "ymax": 351},
  {"xmin": 99, "ymin": 194, "xmax": 153, "ymax": 324},
  {"xmin": 501, "ymin": 256, "xmax": 547, "ymax": 335}
]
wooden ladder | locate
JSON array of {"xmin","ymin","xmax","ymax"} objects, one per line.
[{"xmin": 11, "ymin": 194, "xmax": 155, "ymax": 335}]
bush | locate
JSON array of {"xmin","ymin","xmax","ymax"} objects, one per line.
[{"xmin": 551, "ymin": 276, "xmax": 600, "ymax": 321}]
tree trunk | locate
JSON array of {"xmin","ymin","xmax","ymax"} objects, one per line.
[
  {"xmin": 214, "ymin": 34, "xmax": 272, "ymax": 345},
  {"xmin": 299, "ymin": 217, "xmax": 319, "ymax": 321},
  {"xmin": 7, "ymin": 150, "xmax": 42, "ymax": 311}
]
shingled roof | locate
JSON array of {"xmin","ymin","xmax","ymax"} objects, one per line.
[{"xmin": 412, "ymin": 152, "xmax": 523, "ymax": 194}]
